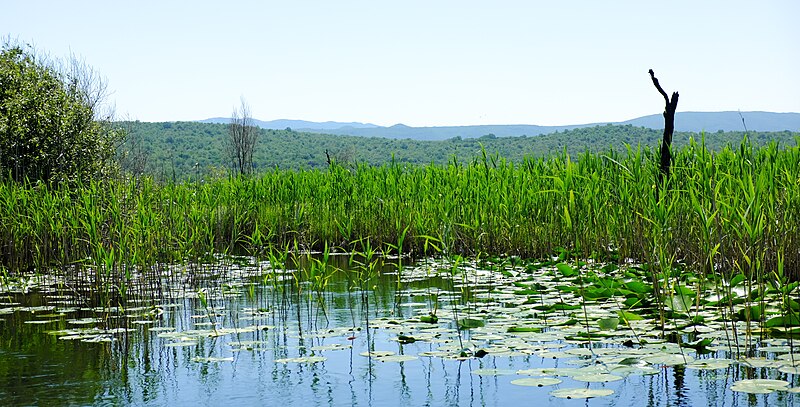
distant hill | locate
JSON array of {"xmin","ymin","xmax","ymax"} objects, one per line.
[
  {"xmin": 198, "ymin": 117, "xmax": 379, "ymax": 131},
  {"xmin": 199, "ymin": 111, "xmax": 800, "ymax": 141},
  {"xmin": 300, "ymin": 123, "xmax": 597, "ymax": 140},
  {"xmin": 124, "ymin": 120, "xmax": 799, "ymax": 180},
  {"xmin": 621, "ymin": 111, "xmax": 800, "ymax": 132}
]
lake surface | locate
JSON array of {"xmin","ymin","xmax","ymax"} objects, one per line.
[{"xmin": 1, "ymin": 255, "xmax": 798, "ymax": 406}]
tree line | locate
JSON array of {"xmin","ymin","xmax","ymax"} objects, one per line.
[{"xmin": 122, "ymin": 120, "xmax": 799, "ymax": 180}]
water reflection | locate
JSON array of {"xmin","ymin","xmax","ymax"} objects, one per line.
[{"xmin": 0, "ymin": 256, "xmax": 798, "ymax": 406}]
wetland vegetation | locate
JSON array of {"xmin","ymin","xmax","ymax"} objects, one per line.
[
  {"xmin": 2, "ymin": 136, "xmax": 800, "ymax": 405},
  {"xmin": 3, "ymin": 39, "xmax": 800, "ymax": 406}
]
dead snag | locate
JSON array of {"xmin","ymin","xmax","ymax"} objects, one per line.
[{"xmin": 648, "ymin": 69, "xmax": 679, "ymax": 185}]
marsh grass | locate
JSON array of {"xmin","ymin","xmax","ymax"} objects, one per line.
[{"xmin": 1, "ymin": 136, "xmax": 799, "ymax": 337}]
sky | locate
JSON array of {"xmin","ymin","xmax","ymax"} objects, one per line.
[{"xmin": 2, "ymin": 1, "xmax": 798, "ymax": 127}]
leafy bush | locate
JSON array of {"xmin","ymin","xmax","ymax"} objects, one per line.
[{"xmin": 0, "ymin": 41, "xmax": 122, "ymax": 184}]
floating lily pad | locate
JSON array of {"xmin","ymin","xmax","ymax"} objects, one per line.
[
  {"xmin": 759, "ymin": 346, "xmax": 795, "ymax": 353},
  {"xmin": 537, "ymin": 351, "xmax": 574, "ymax": 359},
  {"xmin": 550, "ymin": 388, "xmax": 614, "ymax": 399},
  {"xmin": 516, "ymin": 368, "xmax": 554, "ymax": 376},
  {"xmin": 510, "ymin": 377, "xmax": 561, "ymax": 387},
  {"xmin": 597, "ymin": 317, "xmax": 620, "ymax": 331},
  {"xmin": 311, "ymin": 344, "xmax": 352, "ymax": 351},
  {"xmin": 741, "ymin": 357, "xmax": 782, "ymax": 368},
  {"xmin": 607, "ymin": 365, "xmax": 660, "ymax": 376},
  {"xmin": 730, "ymin": 379, "xmax": 789, "ymax": 394},
  {"xmin": 360, "ymin": 351, "xmax": 395, "ymax": 357},
  {"xmin": 572, "ymin": 373, "xmax": 623, "ymax": 382},
  {"xmin": 418, "ymin": 351, "xmax": 451, "ymax": 357},
  {"xmin": 685, "ymin": 359, "xmax": 733, "ymax": 370},
  {"xmin": 778, "ymin": 366, "xmax": 800, "ymax": 375},
  {"xmin": 459, "ymin": 318, "xmax": 485, "ymax": 329},
  {"xmin": 376, "ymin": 355, "xmax": 418, "ymax": 363},
  {"xmin": 776, "ymin": 353, "xmax": 800, "ymax": 362},
  {"xmin": 643, "ymin": 354, "xmax": 694, "ymax": 366}
]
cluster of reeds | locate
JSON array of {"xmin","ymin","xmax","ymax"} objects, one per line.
[{"xmin": 0, "ymin": 136, "xmax": 798, "ymax": 290}]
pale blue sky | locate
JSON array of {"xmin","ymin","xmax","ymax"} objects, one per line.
[{"xmin": 3, "ymin": 1, "xmax": 798, "ymax": 126}]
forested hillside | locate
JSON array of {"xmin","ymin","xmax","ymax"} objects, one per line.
[{"xmin": 122, "ymin": 121, "xmax": 799, "ymax": 179}]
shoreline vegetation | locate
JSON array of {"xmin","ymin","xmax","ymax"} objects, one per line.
[{"xmin": 2, "ymin": 135, "xmax": 797, "ymax": 282}]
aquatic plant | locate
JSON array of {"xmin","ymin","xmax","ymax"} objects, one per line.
[{"xmin": 0, "ymin": 136, "xmax": 798, "ymax": 319}]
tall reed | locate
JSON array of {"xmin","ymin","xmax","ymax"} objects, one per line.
[{"xmin": 1, "ymin": 136, "xmax": 798, "ymax": 289}]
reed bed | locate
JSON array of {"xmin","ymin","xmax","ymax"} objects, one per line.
[{"xmin": 0, "ymin": 136, "xmax": 798, "ymax": 285}]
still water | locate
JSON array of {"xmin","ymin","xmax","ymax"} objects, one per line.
[{"xmin": 1, "ymin": 256, "xmax": 797, "ymax": 406}]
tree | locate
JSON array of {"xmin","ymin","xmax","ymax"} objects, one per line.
[
  {"xmin": 0, "ymin": 40, "xmax": 123, "ymax": 184},
  {"xmin": 648, "ymin": 69, "xmax": 679, "ymax": 185},
  {"xmin": 226, "ymin": 98, "xmax": 259, "ymax": 176}
]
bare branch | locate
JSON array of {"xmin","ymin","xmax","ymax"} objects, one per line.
[{"xmin": 648, "ymin": 69, "xmax": 670, "ymax": 106}]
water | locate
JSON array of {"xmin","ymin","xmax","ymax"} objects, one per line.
[{"xmin": 1, "ymin": 256, "xmax": 797, "ymax": 406}]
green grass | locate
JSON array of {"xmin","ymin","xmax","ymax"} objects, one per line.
[{"xmin": 1, "ymin": 135, "xmax": 798, "ymax": 287}]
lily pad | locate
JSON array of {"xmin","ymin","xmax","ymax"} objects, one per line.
[
  {"xmin": 730, "ymin": 379, "xmax": 789, "ymax": 394},
  {"xmin": 359, "ymin": 351, "xmax": 395, "ymax": 357},
  {"xmin": 311, "ymin": 344, "xmax": 352, "ymax": 351},
  {"xmin": 459, "ymin": 318, "xmax": 485, "ymax": 329},
  {"xmin": 685, "ymin": 359, "xmax": 733, "ymax": 370},
  {"xmin": 470, "ymin": 368, "xmax": 517, "ymax": 376},
  {"xmin": 778, "ymin": 366, "xmax": 800, "ymax": 375},
  {"xmin": 550, "ymin": 388, "xmax": 614, "ymax": 399},
  {"xmin": 608, "ymin": 365, "xmax": 660, "ymax": 376},
  {"xmin": 642, "ymin": 354, "xmax": 694, "ymax": 366},
  {"xmin": 510, "ymin": 377, "xmax": 562, "ymax": 387},
  {"xmin": 597, "ymin": 317, "xmax": 620, "ymax": 331},
  {"xmin": 572, "ymin": 373, "xmax": 623, "ymax": 382},
  {"xmin": 376, "ymin": 355, "xmax": 418, "ymax": 363}
]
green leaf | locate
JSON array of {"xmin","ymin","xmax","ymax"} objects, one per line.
[
  {"xmin": 683, "ymin": 338, "xmax": 713, "ymax": 350},
  {"xmin": 419, "ymin": 314, "xmax": 438, "ymax": 324},
  {"xmin": 583, "ymin": 287, "xmax": 614, "ymax": 300},
  {"xmin": 556, "ymin": 263, "xmax": 577, "ymax": 277},
  {"xmin": 737, "ymin": 305, "xmax": 763, "ymax": 321},
  {"xmin": 666, "ymin": 294, "xmax": 692, "ymax": 313},
  {"xmin": 617, "ymin": 310, "xmax": 644, "ymax": 321},
  {"xmin": 397, "ymin": 335, "xmax": 416, "ymax": 344},
  {"xmin": 729, "ymin": 273, "xmax": 745, "ymax": 287},
  {"xmin": 765, "ymin": 314, "xmax": 800, "ymax": 328},
  {"xmin": 624, "ymin": 281, "xmax": 652, "ymax": 294},
  {"xmin": 674, "ymin": 285, "xmax": 696, "ymax": 296},
  {"xmin": 458, "ymin": 318, "xmax": 485, "ymax": 329},
  {"xmin": 597, "ymin": 317, "xmax": 620, "ymax": 331}
]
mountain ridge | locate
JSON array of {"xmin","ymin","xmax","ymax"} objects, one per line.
[{"xmin": 196, "ymin": 111, "xmax": 800, "ymax": 140}]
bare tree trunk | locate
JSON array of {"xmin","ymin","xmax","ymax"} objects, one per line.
[{"xmin": 648, "ymin": 69, "xmax": 679, "ymax": 185}]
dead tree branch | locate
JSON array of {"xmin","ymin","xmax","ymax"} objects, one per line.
[{"xmin": 649, "ymin": 69, "xmax": 679, "ymax": 185}]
